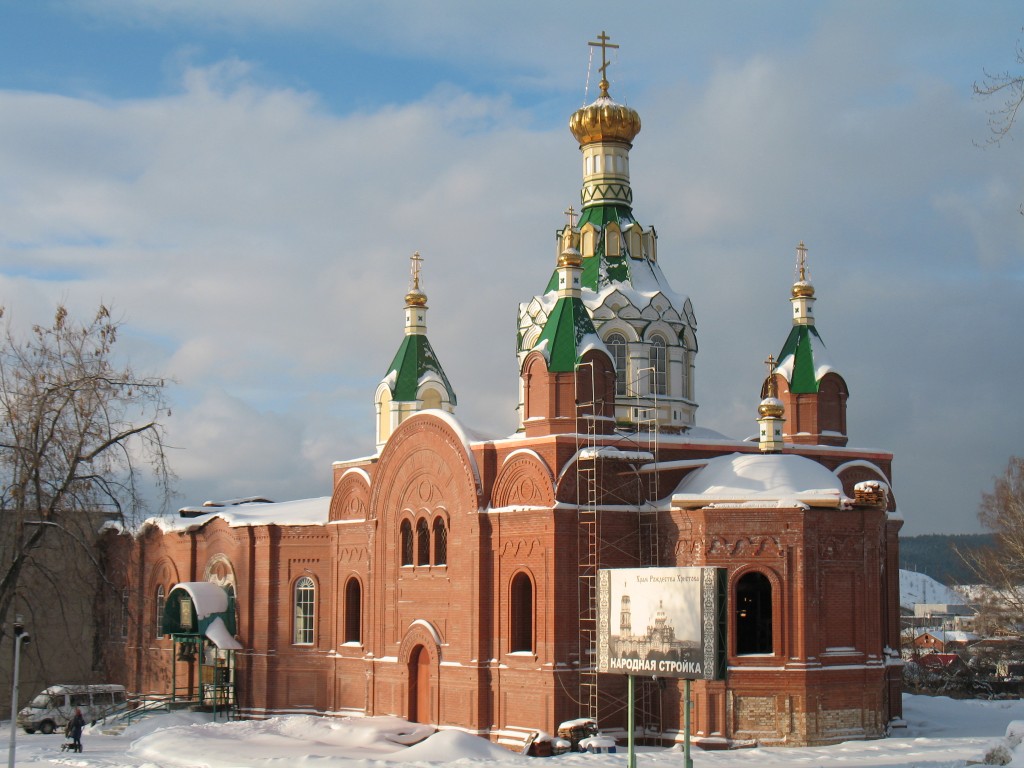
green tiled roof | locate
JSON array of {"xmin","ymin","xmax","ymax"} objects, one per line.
[
  {"xmin": 778, "ymin": 325, "xmax": 824, "ymax": 394},
  {"xmin": 545, "ymin": 203, "xmax": 636, "ymax": 293},
  {"xmin": 385, "ymin": 334, "xmax": 457, "ymax": 404},
  {"xmin": 536, "ymin": 295, "xmax": 598, "ymax": 373}
]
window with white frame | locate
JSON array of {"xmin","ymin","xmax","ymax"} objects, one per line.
[
  {"xmin": 650, "ymin": 335, "xmax": 667, "ymax": 395},
  {"xmin": 606, "ymin": 333, "xmax": 628, "ymax": 396},
  {"xmin": 294, "ymin": 576, "xmax": 315, "ymax": 645},
  {"xmin": 155, "ymin": 585, "xmax": 165, "ymax": 639}
]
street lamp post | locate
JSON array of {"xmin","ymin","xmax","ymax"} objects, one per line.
[{"xmin": 7, "ymin": 617, "xmax": 30, "ymax": 768}]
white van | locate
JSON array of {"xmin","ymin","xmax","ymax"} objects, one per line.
[{"xmin": 17, "ymin": 684, "xmax": 127, "ymax": 734}]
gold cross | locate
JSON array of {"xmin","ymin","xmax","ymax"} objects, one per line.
[
  {"xmin": 564, "ymin": 205, "xmax": 577, "ymax": 230},
  {"xmin": 764, "ymin": 354, "xmax": 777, "ymax": 377},
  {"xmin": 796, "ymin": 241, "xmax": 808, "ymax": 282},
  {"xmin": 763, "ymin": 354, "xmax": 778, "ymax": 399},
  {"xmin": 410, "ymin": 251, "xmax": 423, "ymax": 290},
  {"xmin": 589, "ymin": 31, "xmax": 619, "ymax": 82}
]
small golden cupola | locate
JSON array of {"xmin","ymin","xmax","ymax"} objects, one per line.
[
  {"xmin": 790, "ymin": 241, "xmax": 816, "ymax": 325},
  {"xmin": 758, "ymin": 354, "xmax": 786, "ymax": 453}
]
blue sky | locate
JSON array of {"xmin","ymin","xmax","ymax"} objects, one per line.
[{"xmin": 1, "ymin": 1, "xmax": 1022, "ymax": 535}]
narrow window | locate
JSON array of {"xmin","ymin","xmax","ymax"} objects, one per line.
[
  {"xmin": 606, "ymin": 227, "xmax": 621, "ymax": 257},
  {"xmin": 155, "ymin": 585, "xmax": 166, "ymax": 639},
  {"xmin": 344, "ymin": 578, "xmax": 362, "ymax": 644},
  {"xmin": 416, "ymin": 518, "xmax": 430, "ymax": 565},
  {"xmin": 294, "ymin": 576, "xmax": 315, "ymax": 645},
  {"xmin": 735, "ymin": 572, "xmax": 773, "ymax": 655},
  {"xmin": 510, "ymin": 572, "xmax": 534, "ymax": 653},
  {"xmin": 649, "ymin": 336, "xmax": 667, "ymax": 396},
  {"xmin": 121, "ymin": 589, "xmax": 129, "ymax": 638},
  {"xmin": 606, "ymin": 333, "xmax": 628, "ymax": 396},
  {"xmin": 400, "ymin": 520, "xmax": 414, "ymax": 566},
  {"xmin": 432, "ymin": 518, "xmax": 447, "ymax": 565}
]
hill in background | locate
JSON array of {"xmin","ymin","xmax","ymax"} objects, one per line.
[{"xmin": 900, "ymin": 533, "xmax": 993, "ymax": 585}]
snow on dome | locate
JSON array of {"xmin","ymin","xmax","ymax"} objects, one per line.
[{"xmin": 672, "ymin": 453, "xmax": 848, "ymax": 508}]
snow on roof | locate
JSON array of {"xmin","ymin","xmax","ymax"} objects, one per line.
[
  {"xmin": 579, "ymin": 446, "xmax": 655, "ymax": 462},
  {"xmin": 171, "ymin": 582, "xmax": 229, "ymax": 621},
  {"xmin": 900, "ymin": 569, "xmax": 968, "ymax": 610},
  {"xmin": 204, "ymin": 615, "xmax": 242, "ymax": 650},
  {"xmin": 141, "ymin": 497, "xmax": 331, "ymax": 534},
  {"xmin": 671, "ymin": 453, "xmax": 848, "ymax": 508}
]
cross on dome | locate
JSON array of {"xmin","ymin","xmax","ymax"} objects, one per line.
[
  {"xmin": 410, "ymin": 251, "xmax": 423, "ymax": 291},
  {"xmin": 588, "ymin": 30, "xmax": 619, "ymax": 96}
]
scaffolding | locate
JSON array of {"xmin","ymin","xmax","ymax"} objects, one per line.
[{"xmin": 574, "ymin": 362, "xmax": 663, "ymax": 738}]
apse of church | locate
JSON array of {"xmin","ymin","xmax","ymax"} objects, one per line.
[{"xmin": 102, "ymin": 32, "xmax": 901, "ymax": 749}]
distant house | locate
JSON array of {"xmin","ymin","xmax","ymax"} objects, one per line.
[{"xmin": 913, "ymin": 629, "xmax": 979, "ymax": 653}]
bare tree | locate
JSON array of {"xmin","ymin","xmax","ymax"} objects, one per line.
[
  {"xmin": 962, "ymin": 457, "xmax": 1024, "ymax": 634},
  {"xmin": 975, "ymin": 31, "xmax": 1024, "ymax": 146},
  {"xmin": 0, "ymin": 305, "xmax": 174, "ymax": 650},
  {"xmin": 975, "ymin": 29, "xmax": 1024, "ymax": 216}
]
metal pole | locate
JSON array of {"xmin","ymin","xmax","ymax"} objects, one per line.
[
  {"xmin": 627, "ymin": 675, "xmax": 636, "ymax": 768},
  {"xmin": 8, "ymin": 619, "xmax": 29, "ymax": 768},
  {"xmin": 683, "ymin": 678, "xmax": 693, "ymax": 768}
]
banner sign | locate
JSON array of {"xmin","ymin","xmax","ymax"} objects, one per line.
[{"xmin": 597, "ymin": 566, "xmax": 726, "ymax": 680}]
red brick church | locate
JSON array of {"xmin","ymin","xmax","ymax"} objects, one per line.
[{"xmin": 102, "ymin": 34, "xmax": 903, "ymax": 748}]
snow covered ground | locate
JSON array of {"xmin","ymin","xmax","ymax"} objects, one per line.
[{"xmin": 4, "ymin": 693, "xmax": 1024, "ymax": 767}]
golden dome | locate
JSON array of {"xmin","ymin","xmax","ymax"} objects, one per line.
[
  {"xmin": 758, "ymin": 397, "xmax": 785, "ymax": 418},
  {"xmin": 569, "ymin": 80, "xmax": 641, "ymax": 146},
  {"xmin": 791, "ymin": 280, "xmax": 815, "ymax": 298},
  {"xmin": 405, "ymin": 287, "xmax": 427, "ymax": 307},
  {"xmin": 558, "ymin": 246, "xmax": 582, "ymax": 268}
]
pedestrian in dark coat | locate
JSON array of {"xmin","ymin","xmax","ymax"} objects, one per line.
[{"xmin": 68, "ymin": 707, "xmax": 85, "ymax": 752}]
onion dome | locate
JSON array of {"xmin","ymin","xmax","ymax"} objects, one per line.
[
  {"xmin": 569, "ymin": 81, "xmax": 642, "ymax": 146},
  {"xmin": 759, "ymin": 396, "xmax": 785, "ymax": 419}
]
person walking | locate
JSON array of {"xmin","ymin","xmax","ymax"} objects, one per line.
[{"xmin": 67, "ymin": 707, "xmax": 85, "ymax": 753}]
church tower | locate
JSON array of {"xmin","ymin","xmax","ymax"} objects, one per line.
[
  {"xmin": 520, "ymin": 216, "xmax": 616, "ymax": 438},
  {"xmin": 374, "ymin": 252, "xmax": 457, "ymax": 450},
  {"xmin": 773, "ymin": 242, "xmax": 849, "ymax": 446},
  {"xmin": 518, "ymin": 32, "xmax": 698, "ymax": 433}
]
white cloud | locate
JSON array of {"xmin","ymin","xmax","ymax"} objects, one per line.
[{"xmin": 2, "ymin": 5, "xmax": 1023, "ymax": 535}]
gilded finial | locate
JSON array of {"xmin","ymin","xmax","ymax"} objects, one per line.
[
  {"xmin": 559, "ymin": 205, "xmax": 582, "ymax": 267},
  {"xmin": 589, "ymin": 31, "xmax": 619, "ymax": 98},
  {"xmin": 791, "ymin": 241, "xmax": 815, "ymax": 299},
  {"xmin": 406, "ymin": 251, "xmax": 427, "ymax": 307},
  {"xmin": 570, "ymin": 32, "xmax": 640, "ymax": 146},
  {"xmin": 763, "ymin": 354, "xmax": 778, "ymax": 399}
]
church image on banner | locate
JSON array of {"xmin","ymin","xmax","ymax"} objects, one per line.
[{"xmin": 102, "ymin": 33, "xmax": 903, "ymax": 748}]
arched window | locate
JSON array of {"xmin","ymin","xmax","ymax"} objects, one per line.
[
  {"xmin": 649, "ymin": 335, "xmax": 667, "ymax": 396},
  {"xmin": 155, "ymin": 585, "xmax": 165, "ymax": 639},
  {"xmin": 294, "ymin": 576, "xmax": 315, "ymax": 645},
  {"xmin": 400, "ymin": 520, "xmax": 414, "ymax": 566},
  {"xmin": 735, "ymin": 572, "xmax": 773, "ymax": 655},
  {"xmin": 344, "ymin": 577, "xmax": 362, "ymax": 644},
  {"xmin": 510, "ymin": 572, "xmax": 534, "ymax": 653},
  {"xmin": 432, "ymin": 517, "xmax": 447, "ymax": 565},
  {"xmin": 606, "ymin": 333, "xmax": 628, "ymax": 396},
  {"xmin": 416, "ymin": 518, "xmax": 430, "ymax": 565}
]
